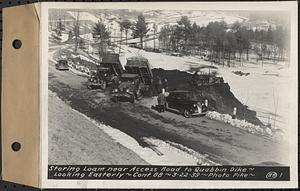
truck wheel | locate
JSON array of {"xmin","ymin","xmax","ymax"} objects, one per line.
[{"xmin": 183, "ymin": 109, "xmax": 191, "ymax": 118}]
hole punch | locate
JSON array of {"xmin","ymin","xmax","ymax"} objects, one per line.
[
  {"xmin": 12, "ymin": 39, "xmax": 22, "ymax": 49},
  {"xmin": 11, "ymin": 142, "xmax": 21, "ymax": 152}
]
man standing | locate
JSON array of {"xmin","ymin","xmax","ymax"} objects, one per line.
[
  {"xmin": 162, "ymin": 78, "xmax": 169, "ymax": 92},
  {"xmin": 157, "ymin": 88, "xmax": 166, "ymax": 112},
  {"xmin": 154, "ymin": 76, "xmax": 162, "ymax": 95}
]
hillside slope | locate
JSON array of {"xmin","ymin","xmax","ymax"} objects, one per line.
[{"xmin": 48, "ymin": 91, "xmax": 148, "ymax": 165}]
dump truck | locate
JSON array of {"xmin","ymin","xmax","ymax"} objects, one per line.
[
  {"xmin": 124, "ymin": 57, "xmax": 153, "ymax": 86},
  {"xmin": 100, "ymin": 53, "xmax": 124, "ymax": 76},
  {"xmin": 111, "ymin": 57, "xmax": 154, "ymax": 102},
  {"xmin": 112, "ymin": 73, "xmax": 144, "ymax": 103},
  {"xmin": 87, "ymin": 53, "xmax": 123, "ymax": 90},
  {"xmin": 87, "ymin": 66, "xmax": 118, "ymax": 89}
]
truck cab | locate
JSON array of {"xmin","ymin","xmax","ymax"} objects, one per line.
[
  {"xmin": 112, "ymin": 73, "xmax": 143, "ymax": 103},
  {"xmin": 87, "ymin": 53, "xmax": 123, "ymax": 90}
]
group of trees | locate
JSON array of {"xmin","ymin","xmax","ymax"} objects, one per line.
[
  {"xmin": 52, "ymin": 12, "xmax": 151, "ymax": 57},
  {"xmin": 91, "ymin": 14, "xmax": 151, "ymax": 57},
  {"xmin": 91, "ymin": 19, "xmax": 132, "ymax": 58},
  {"xmin": 251, "ymin": 26, "xmax": 289, "ymax": 62},
  {"xmin": 159, "ymin": 16, "xmax": 289, "ymax": 65}
]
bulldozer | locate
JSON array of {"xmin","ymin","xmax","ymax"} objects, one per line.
[{"xmin": 189, "ymin": 65, "xmax": 224, "ymax": 87}]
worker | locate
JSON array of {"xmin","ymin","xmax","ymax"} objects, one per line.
[
  {"xmin": 157, "ymin": 88, "xmax": 166, "ymax": 112},
  {"xmin": 111, "ymin": 75, "xmax": 119, "ymax": 89},
  {"xmin": 162, "ymin": 78, "xmax": 169, "ymax": 92},
  {"xmin": 193, "ymin": 71, "xmax": 199, "ymax": 84},
  {"xmin": 154, "ymin": 76, "xmax": 162, "ymax": 94}
]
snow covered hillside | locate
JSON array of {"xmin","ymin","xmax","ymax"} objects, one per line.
[{"xmin": 218, "ymin": 61, "xmax": 295, "ymax": 130}]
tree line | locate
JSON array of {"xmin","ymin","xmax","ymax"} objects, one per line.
[
  {"xmin": 159, "ymin": 16, "xmax": 290, "ymax": 65},
  {"xmin": 91, "ymin": 14, "xmax": 151, "ymax": 58}
]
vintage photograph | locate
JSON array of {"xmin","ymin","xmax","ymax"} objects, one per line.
[{"xmin": 47, "ymin": 4, "xmax": 296, "ymax": 169}]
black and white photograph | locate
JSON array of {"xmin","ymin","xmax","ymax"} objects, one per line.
[{"xmin": 41, "ymin": 2, "xmax": 298, "ymax": 188}]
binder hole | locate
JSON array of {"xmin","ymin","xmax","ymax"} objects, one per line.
[
  {"xmin": 12, "ymin": 39, "xmax": 22, "ymax": 49},
  {"xmin": 11, "ymin": 142, "xmax": 21, "ymax": 152}
]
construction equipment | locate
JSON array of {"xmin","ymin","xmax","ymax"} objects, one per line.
[
  {"xmin": 124, "ymin": 56, "xmax": 153, "ymax": 86},
  {"xmin": 87, "ymin": 53, "xmax": 123, "ymax": 90}
]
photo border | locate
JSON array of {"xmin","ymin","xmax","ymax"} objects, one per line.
[{"xmin": 40, "ymin": 1, "xmax": 298, "ymax": 188}]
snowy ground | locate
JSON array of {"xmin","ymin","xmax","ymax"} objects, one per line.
[
  {"xmin": 119, "ymin": 46, "xmax": 207, "ymax": 71},
  {"xmin": 218, "ymin": 61, "xmax": 295, "ymax": 130}
]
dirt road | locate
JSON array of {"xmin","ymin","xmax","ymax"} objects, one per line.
[{"xmin": 48, "ymin": 61, "xmax": 288, "ymax": 165}]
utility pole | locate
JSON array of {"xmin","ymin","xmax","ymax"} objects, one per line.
[
  {"xmin": 114, "ymin": 29, "xmax": 116, "ymax": 46},
  {"xmin": 74, "ymin": 10, "xmax": 80, "ymax": 53},
  {"xmin": 153, "ymin": 23, "xmax": 157, "ymax": 50},
  {"xmin": 119, "ymin": 26, "xmax": 123, "ymax": 54}
]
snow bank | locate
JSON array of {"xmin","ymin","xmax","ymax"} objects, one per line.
[
  {"xmin": 143, "ymin": 137, "xmax": 218, "ymax": 165},
  {"xmin": 206, "ymin": 111, "xmax": 274, "ymax": 137},
  {"xmin": 69, "ymin": 68, "xmax": 90, "ymax": 77},
  {"xmin": 76, "ymin": 54, "xmax": 95, "ymax": 63}
]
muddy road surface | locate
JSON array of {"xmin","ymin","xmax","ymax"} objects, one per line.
[{"xmin": 48, "ymin": 62, "xmax": 287, "ymax": 165}]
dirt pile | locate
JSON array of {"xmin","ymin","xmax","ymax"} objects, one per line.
[{"xmin": 152, "ymin": 68, "xmax": 262, "ymax": 126}]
